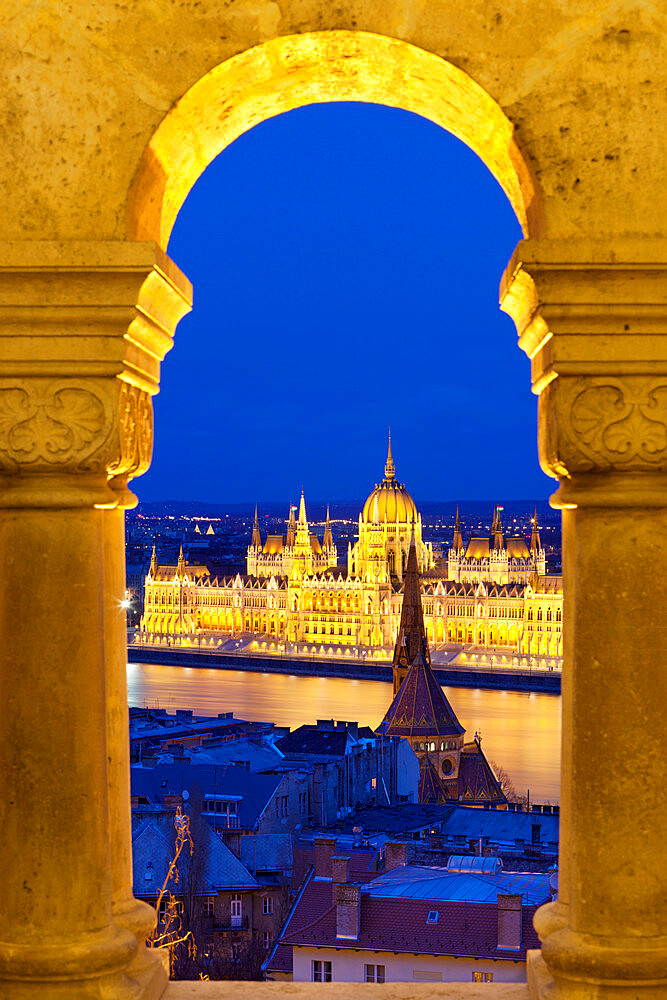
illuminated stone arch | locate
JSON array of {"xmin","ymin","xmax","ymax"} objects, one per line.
[{"xmin": 127, "ymin": 31, "xmax": 541, "ymax": 250}]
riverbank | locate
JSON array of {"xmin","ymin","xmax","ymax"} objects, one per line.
[{"xmin": 127, "ymin": 644, "xmax": 561, "ymax": 693}]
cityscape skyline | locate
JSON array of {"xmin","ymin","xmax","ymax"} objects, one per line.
[{"xmin": 137, "ymin": 101, "xmax": 554, "ymax": 505}]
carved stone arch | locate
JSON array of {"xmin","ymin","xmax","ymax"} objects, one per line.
[{"xmin": 127, "ymin": 31, "xmax": 540, "ymax": 250}]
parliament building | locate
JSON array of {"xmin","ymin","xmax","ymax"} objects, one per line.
[{"xmin": 140, "ymin": 439, "xmax": 563, "ymax": 660}]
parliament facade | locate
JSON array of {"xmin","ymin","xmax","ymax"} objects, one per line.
[{"xmin": 141, "ymin": 440, "xmax": 563, "ymax": 659}]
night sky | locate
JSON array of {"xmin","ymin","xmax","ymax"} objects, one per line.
[{"xmin": 138, "ymin": 102, "xmax": 554, "ymax": 506}]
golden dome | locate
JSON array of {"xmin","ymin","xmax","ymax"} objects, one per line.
[{"xmin": 362, "ymin": 434, "xmax": 418, "ymax": 524}]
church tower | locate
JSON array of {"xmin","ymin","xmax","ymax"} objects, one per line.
[
  {"xmin": 377, "ymin": 533, "xmax": 466, "ymax": 796},
  {"xmin": 377, "ymin": 533, "xmax": 507, "ymax": 806}
]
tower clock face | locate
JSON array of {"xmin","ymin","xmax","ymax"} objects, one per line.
[{"xmin": 441, "ymin": 757, "xmax": 454, "ymax": 775}]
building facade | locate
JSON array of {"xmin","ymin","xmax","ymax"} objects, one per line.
[{"xmin": 140, "ymin": 442, "xmax": 563, "ymax": 659}]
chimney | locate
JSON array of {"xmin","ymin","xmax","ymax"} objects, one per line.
[
  {"xmin": 497, "ymin": 894, "xmax": 523, "ymax": 950},
  {"xmin": 334, "ymin": 883, "xmax": 360, "ymax": 940},
  {"xmin": 316, "ymin": 719, "xmax": 335, "ymax": 731},
  {"xmin": 385, "ymin": 842, "xmax": 408, "ymax": 871},
  {"xmin": 331, "ymin": 856, "xmax": 349, "ymax": 885},
  {"xmin": 163, "ymin": 793, "xmax": 183, "ymax": 810},
  {"xmin": 313, "ymin": 836, "xmax": 338, "ymax": 877}
]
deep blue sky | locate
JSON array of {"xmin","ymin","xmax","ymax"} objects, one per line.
[{"xmin": 138, "ymin": 102, "xmax": 553, "ymax": 505}]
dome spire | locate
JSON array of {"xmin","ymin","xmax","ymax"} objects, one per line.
[{"xmin": 384, "ymin": 427, "xmax": 395, "ymax": 481}]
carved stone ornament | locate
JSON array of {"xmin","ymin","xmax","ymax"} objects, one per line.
[
  {"xmin": 545, "ymin": 376, "xmax": 667, "ymax": 476},
  {"xmin": 0, "ymin": 381, "xmax": 110, "ymax": 474},
  {"xmin": 106, "ymin": 381, "xmax": 154, "ymax": 484}
]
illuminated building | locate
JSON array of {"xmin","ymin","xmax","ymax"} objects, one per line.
[{"xmin": 140, "ymin": 438, "xmax": 563, "ymax": 660}]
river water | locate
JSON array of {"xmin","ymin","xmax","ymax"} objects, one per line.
[{"xmin": 127, "ymin": 661, "xmax": 562, "ymax": 802}]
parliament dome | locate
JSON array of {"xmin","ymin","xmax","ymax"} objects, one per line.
[{"xmin": 362, "ymin": 435, "xmax": 418, "ymax": 524}]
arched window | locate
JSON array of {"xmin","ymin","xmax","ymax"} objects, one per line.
[
  {"xmin": 546, "ymin": 607, "xmax": 552, "ymax": 622},
  {"xmin": 537, "ymin": 607, "xmax": 543, "ymax": 621}
]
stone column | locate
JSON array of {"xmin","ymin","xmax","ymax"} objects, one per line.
[
  {"xmin": 501, "ymin": 238, "xmax": 667, "ymax": 999},
  {"xmin": 0, "ymin": 242, "xmax": 191, "ymax": 1000}
]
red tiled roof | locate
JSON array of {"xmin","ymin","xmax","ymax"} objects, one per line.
[{"xmin": 279, "ymin": 873, "xmax": 540, "ymax": 962}]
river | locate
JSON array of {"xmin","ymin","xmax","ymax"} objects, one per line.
[{"xmin": 127, "ymin": 661, "xmax": 562, "ymax": 802}]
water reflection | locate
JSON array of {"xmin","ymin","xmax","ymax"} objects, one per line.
[{"xmin": 127, "ymin": 662, "xmax": 561, "ymax": 802}]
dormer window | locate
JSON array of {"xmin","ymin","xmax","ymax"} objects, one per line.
[
  {"xmin": 145, "ymin": 861, "xmax": 153, "ymax": 882},
  {"xmin": 426, "ymin": 911, "xmax": 439, "ymax": 924}
]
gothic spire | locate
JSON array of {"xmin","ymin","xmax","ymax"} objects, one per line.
[
  {"xmin": 493, "ymin": 505, "xmax": 504, "ymax": 550},
  {"xmin": 298, "ymin": 488, "xmax": 307, "ymax": 526},
  {"xmin": 286, "ymin": 502, "xmax": 296, "ymax": 547},
  {"xmin": 452, "ymin": 505, "xmax": 463, "ymax": 551},
  {"xmin": 176, "ymin": 543, "xmax": 185, "ymax": 576},
  {"xmin": 384, "ymin": 427, "xmax": 395, "ymax": 481},
  {"xmin": 323, "ymin": 505, "xmax": 333, "ymax": 549},
  {"xmin": 149, "ymin": 542, "xmax": 157, "ymax": 577},
  {"xmin": 251, "ymin": 505, "xmax": 262, "ymax": 548},
  {"xmin": 531, "ymin": 505, "xmax": 542, "ymax": 553},
  {"xmin": 393, "ymin": 530, "xmax": 430, "ymax": 672}
]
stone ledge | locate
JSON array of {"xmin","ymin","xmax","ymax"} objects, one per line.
[{"xmin": 165, "ymin": 984, "xmax": 529, "ymax": 999}]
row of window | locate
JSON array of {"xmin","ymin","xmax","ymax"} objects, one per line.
[{"xmin": 311, "ymin": 962, "xmax": 493, "ymax": 983}]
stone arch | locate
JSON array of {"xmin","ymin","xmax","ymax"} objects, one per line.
[{"xmin": 127, "ymin": 31, "xmax": 540, "ymax": 251}]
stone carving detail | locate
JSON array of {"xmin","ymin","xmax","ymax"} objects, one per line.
[
  {"xmin": 107, "ymin": 381, "xmax": 154, "ymax": 483},
  {"xmin": 0, "ymin": 383, "xmax": 108, "ymax": 473},
  {"xmin": 557, "ymin": 378, "xmax": 667, "ymax": 473}
]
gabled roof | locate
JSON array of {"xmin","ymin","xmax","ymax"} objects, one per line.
[
  {"xmin": 263, "ymin": 535, "xmax": 284, "ymax": 555},
  {"xmin": 465, "ymin": 537, "xmax": 490, "ymax": 559},
  {"xmin": 132, "ymin": 817, "xmax": 257, "ymax": 897},
  {"xmin": 377, "ymin": 653, "xmax": 465, "ymax": 739},
  {"xmin": 273, "ymin": 865, "xmax": 545, "ymax": 963},
  {"xmin": 506, "ymin": 537, "xmax": 531, "ymax": 559}
]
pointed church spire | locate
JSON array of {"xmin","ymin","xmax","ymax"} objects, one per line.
[
  {"xmin": 493, "ymin": 505, "xmax": 504, "ymax": 550},
  {"xmin": 531, "ymin": 505, "xmax": 542, "ymax": 553},
  {"xmin": 251, "ymin": 505, "xmax": 262, "ymax": 548},
  {"xmin": 393, "ymin": 530, "xmax": 430, "ymax": 675},
  {"xmin": 384, "ymin": 427, "xmax": 396, "ymax": 481},
  {"xmin": 177, "ymin": 543, "xmax": 185, "ymax": 576},
  {"xmin": 286, "ymin": 502, "xmax": 296, "ymax": 547},
  {"xmin": 323, "ymin": 505, "xmax": 333, "ymax": 549},
  {"xmin": 452, "ymin": 505, "xmax": 463, "ymax": 551},
  {"xmin": 298, "ymin": 488, "xmax": 307, "ymax": 526},
  {"xmin": 149, "ymin": 542, "xmax": 157, "ymax": 577}
]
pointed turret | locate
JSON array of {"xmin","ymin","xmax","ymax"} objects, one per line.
[
  {"xmin": 149, "ymin": 543, "xmax": 157, "ymax": 577},
  {"xmin": 298, "ymin": 488, "xmax": 307, "ymax": 525},
  {"xmin": 531, "ymin": 505, "xmax": 542, "ymax": 553},
  {"xmin": 176, "ymin": 544, "xmax": 185, "ymax": 577},
  {"xmin": 251, "ymin": 505, "xmax": 262, "ymax": 548},
  {"xmin": 384, "ymin": 428, "xmax": 396, "ymax": 481},
  {"xmin": 323, "ymin": 505, "xmax": 334, "ymax": 549},
  {"xmin": 286, "ymin": 504, "xmax": 296, "ymax": 547},
  {"xmin": 492, "ymin": 505, "xmax": 504, "ymax": 550},
  {"xmin": 452, "ymin": 506, "xmax": 463, "ymax": 551}
]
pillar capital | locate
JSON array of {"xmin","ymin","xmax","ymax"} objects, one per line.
[
  {"xmin": 0, "ymin": 241, "xmax": 191, "ymax": 508},
  {"xmin": 501, "ymin": 238, "xmax": 667, "ymax": 507}
]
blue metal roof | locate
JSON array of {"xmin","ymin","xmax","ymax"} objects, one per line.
[{"xmin": 364, "ymin": 864, "xmax": 550, "ymax": 906}]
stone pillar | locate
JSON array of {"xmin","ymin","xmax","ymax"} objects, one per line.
[
  {"xmin": 0, "ymin": 243, "xmax": 191, "ymax": 999},
  {"xmin": 501, "ymin": 238, "xmax": 667, "ymax": 999}
]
